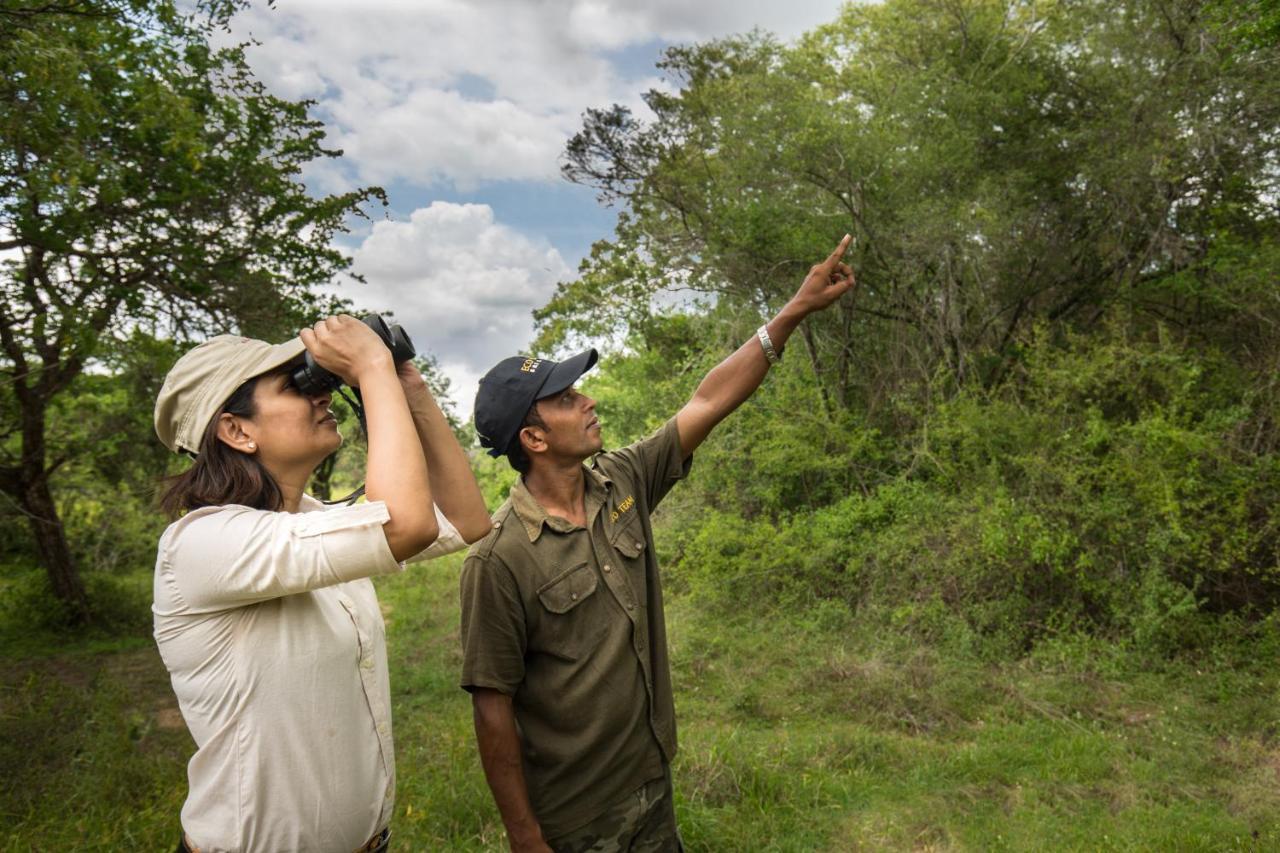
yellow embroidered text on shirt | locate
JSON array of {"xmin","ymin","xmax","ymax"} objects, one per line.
[{"xmin": 610, "ymin": 495, "xmax": 635, "ymax": 523}]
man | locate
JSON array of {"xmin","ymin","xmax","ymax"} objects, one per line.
[{"xmin": 460, "ymin": 235, "xmax": 856, "ymax": 852}]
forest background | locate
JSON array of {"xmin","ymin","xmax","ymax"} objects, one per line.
[{"xmin": 3, "ymin": 0, "xmax": 1280, "ymax": 848}]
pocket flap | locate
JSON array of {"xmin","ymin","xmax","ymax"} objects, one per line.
[
  {"xmin": 536, "ymin": 562, "xmax": 598, "ymax": 614},
  {"xmin": 610, "ymin": 523, "xmax": 647, "ymax": 559}
]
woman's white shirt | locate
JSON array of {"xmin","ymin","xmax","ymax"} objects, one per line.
[{"xmin": 152, "ymin": 495, "xmax": 464, "ymax": 853}]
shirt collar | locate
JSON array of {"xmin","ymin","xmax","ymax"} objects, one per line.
[{"xmin": 510, "ymin": 466, "xmax": 612, "ymax": 542}]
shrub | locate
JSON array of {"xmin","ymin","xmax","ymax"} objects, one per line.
[
  {"xmin": 0, "ymin": 570, "xmax": 151, "ymax": 639},
  {"xmin": 662, "ymin": 325, "xmax": 1280, "ymax": 655}
]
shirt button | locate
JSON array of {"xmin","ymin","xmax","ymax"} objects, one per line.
[
  {"xmin": 627, "ymin": 603, "xmax": 635, "ymax": 610},
  {"xmin": 603, "ymin": 565, "xmax": 611, "ymax": 573},
  {"xmin": 570, "ymin": 592, "xmax": 578, "ymax": 601},
  {"xmin": 493, "ymin": 521, "xmax": 502, "ymax": 528},
  {"xmin": 361, "ymin": 658, "xmax": 374, "ymax": 670},
  {"xmin": 635, "ymin": 541, "xmax": 643, "ymax": 549}
]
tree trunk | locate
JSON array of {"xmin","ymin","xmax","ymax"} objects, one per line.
[
  {"xmin": 10, "ymin": 382, "xmax": 92, "ymax": 624},
  {"xmin": 23, "ymin": 472, "xmax": 91, "ymax": 624}
]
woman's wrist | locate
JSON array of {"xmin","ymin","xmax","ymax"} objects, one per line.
[{"xmin": 350, "ymin": 351, "xmax": 396, "ymax": 387}]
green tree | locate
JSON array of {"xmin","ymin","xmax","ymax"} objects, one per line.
[
  {"xmin": 559, "ymin": 0, "xmax": 1280, "ymax": 408},
  {"xmin": 0, "ymin": 0, "xmax": 383, "ymax": 622},
  {"xmin": 550, "ymin": 0, "xmax": 1280, "ymax": 636},
  {"xmin": 1208, "ymin": 0, "xmax": 1280, "ymax": 52}
]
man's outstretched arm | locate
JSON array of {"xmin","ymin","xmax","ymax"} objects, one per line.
[
  {"xmin": 675, "ymin": 234, "xmax": 856, "ymax": 459},
  {"xmin": 471, "ymin": 688, "xmax": 553, "ymax": 853}
]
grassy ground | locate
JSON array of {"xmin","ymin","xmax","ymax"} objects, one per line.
[{"xmin": 3, "ymin": 556, "xmax": 1279, "ymax": 851}]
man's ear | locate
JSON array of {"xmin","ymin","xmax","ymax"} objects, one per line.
[
  {"xmin": 215, "ymin": 413, "xmax": 258, "ymax": 455},
  {"xmin": 518, "ymin": 424, "xmax": 547, "ymax": 456}
]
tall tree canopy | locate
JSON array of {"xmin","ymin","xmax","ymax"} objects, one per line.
[
  {"xmin": 549, "ymin": 0, "xmax": 1280, "ymax": 643},
  {"xmin": 0, "ymin": 0, "xmax": 383, "ymax": 621},
  {"xmin": 556, "ymin": 0, "xmax": 1279, "ymax": 404}
]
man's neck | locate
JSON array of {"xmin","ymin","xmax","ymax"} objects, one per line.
[{"xmin": 523, "ymin": 457, "xmax": 589, "ymax": 528}]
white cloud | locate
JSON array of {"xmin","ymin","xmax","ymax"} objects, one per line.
[
  {"xmin": 226, "ymin": 0, "xmax": 845, "ymax": 189},
  {"xmin": 562, "ymin": 0, "xmax": 850, "ymax": 45},
  {"xmin": 330, "ymin": 89, "xmax": 570, "ymax": 189},
  {"xmin": 222, "ymin": 0, "xmax": 848, "ymax": 413},
  {"xmin": 338, "ymin": 202, "xmax": 573, "ymax": 415}
]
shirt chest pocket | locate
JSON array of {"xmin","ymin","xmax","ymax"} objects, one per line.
[
  {"xmin": 610, "ymin": 519, "xmax": 647, "ymax": 562},
  {"xmin": 534, "ymin": 562, "xmax": 606, "ymax": 660}
]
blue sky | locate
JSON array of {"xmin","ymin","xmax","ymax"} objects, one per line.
[{"xmin": 226, "ymin": 0, "xmax": 851, "ymax": 415}]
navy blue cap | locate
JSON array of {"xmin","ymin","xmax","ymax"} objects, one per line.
[{"xmin": 474, "ymin": 349, "xmax": 598, "ymax": 457}]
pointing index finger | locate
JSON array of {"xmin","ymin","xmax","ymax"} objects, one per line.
[{"xmin": 825, "ymin": 233, "xmax": 853, "ymax": 267}]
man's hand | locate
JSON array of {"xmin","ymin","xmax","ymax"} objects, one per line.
[
  {"xmin": 674, "ymin": 233, "xmax": 859, "ymax": 459},
  {"xmin": 510, "ymin": 832, "xmax": 554, "ymax": 853},
  {"xmin": 788, "ymin": 233, "xmax": 856, "ymax": 317},
  {"xmin": 472, "ymin": 689, "xmax": 554, "ymax": 853}
]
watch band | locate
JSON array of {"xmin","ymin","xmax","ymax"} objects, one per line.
[{"xmin": 757, "ymin": 324, "xmax": 782, "ymax": 365}]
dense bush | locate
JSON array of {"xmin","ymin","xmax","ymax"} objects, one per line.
[
  {"xmin": 0, "ymin": 570, "xmax": 152, "ymax": 638},
  {"xmin": 648, "ymin": 324, "xmax": 1280, "ymax": 655},
  {"xmin": 545, "ymin": 0, "xmax": 1280, "ymax": 658}
]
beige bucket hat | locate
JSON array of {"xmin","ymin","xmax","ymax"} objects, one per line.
[{"xmin": 154, "ymin": 334, "xmax": 306, "ymax": 454}]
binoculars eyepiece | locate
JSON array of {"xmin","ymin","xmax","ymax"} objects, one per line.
[{"xmin": 290, "ymin": 315, "xmax": 416, "ymax": 396}]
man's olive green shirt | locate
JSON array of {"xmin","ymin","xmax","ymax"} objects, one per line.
[{"xmin": 459, "ymin": 418, "xmax": 691, "ymax": 839}]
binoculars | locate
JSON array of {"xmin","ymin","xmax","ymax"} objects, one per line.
[{"xmin": 290, "ymin": 315, "xmax": 416, "ymax": 396}]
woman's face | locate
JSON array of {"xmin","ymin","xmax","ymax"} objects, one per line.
[{"xmin": 245, "ymin": 372, "xmax": 342, "ymax": 471}]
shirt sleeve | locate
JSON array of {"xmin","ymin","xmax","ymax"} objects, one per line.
[
  {"xmin": 596, "ymin": 417, "xmax": 693, "ymax": 511},
  {"xmin": 459, "ymin": 550, "xmax": 526, "ymax": 695},
  {"xmin": 160, "ymin": 501, "xmax": 402, "ymax": 613},
  {"xmin": 408, "ymin": 503, "xmax": 468, "ymax": 562}
]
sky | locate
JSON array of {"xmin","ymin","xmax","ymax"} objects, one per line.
[{"xmin": 224, "ymin": 0, "xmax": 850, "ymax": 417}]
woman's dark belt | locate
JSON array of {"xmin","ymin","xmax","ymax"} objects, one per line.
[{"xmin": 180, "ymin": 827, "xmax": 390, "ymax": 853}]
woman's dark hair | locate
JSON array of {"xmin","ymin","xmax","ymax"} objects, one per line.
[
  {"xmin": 159, "ymin": 370, "xmax": 286, "ymax": 517},
  {"xmin": 505, "ymin": 402, "xmax": 548, "ymax": 474}
]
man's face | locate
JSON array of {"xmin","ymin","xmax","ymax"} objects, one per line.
[{"xmin": 529, "ymin": 385, "xmax": 602, "ymax": 462}]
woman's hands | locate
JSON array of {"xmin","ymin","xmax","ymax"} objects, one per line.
[
  {"xmin": 300, "ymin": 315, "xmax": 438, "ymax": 560},
  {"xmin": 299, "ymin": 315, "xmax": 394, "ymax": 387},
  {"xmin": 395, "ymin": 359, "xmax": 432, "ymax": 399},
  {"xmin": 297, "ymin": 315, "xmax": 489, "ymax": 548},
  {"xmin": 394, "ymin": 359, "xmax": 494, "ymax": 544}
]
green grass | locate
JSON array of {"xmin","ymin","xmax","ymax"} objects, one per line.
[{"xmin": 3, "ymin": 557, "xmax": 1279, "ymax": 850}]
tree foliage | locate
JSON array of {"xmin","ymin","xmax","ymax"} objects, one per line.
[
  {"xmin": 561, "ymin": 0, "xmax": 1278, "ymax": 394},
  {"xmin": 1207, "ymin": 0, "xmax": 1280, "ymax": 53},
  {"xmin": 552, "ymin": 0, "xmax": 1280, "ymax": 648},
  {"xmin": 0, "ymin": 0, "xmax": 384, "ymax": 620}
]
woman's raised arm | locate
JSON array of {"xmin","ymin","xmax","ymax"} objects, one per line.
[{"xmin": 302, "ymin": 315, "xmax": 438, "ymax": 560}]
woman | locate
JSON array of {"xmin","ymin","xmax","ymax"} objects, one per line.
[{"xmin": 152, "ymin": 316, "xmax": 492, "ymax": 852}]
